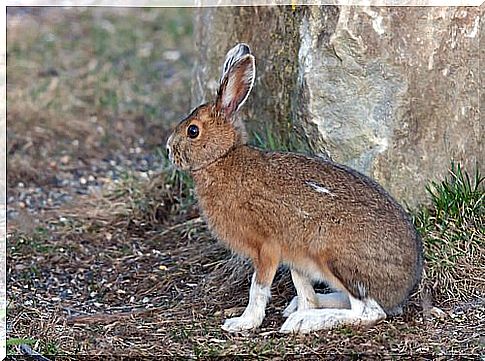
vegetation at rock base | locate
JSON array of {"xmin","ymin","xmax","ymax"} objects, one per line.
[{"xmin": 412, "ymin": 162, "xmax": 484, "ymax": 304}]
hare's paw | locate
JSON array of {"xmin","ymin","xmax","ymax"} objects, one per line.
[
  {"xmin": 279, "ymin": 310, "xmax": 317, "ymax": 334},
  {"xmin": 279, "ymin": 310, "xmax": 340, "ymax": 334},
  {"xmin": 282, "ymin": 296, "xmax": 299, "ymax": 317},
  {"xmin": 222, "ymin": 316, "xmax": 261, "ymax": 333},
  {"xmin": 279, "ymin": 299, "xmax": 386, "ymax": 334}
]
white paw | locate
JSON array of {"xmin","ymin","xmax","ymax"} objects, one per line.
[
  {"xmin": 279, "ymin": 310, "xmax": 339, "ymax": 334},
  {"xmin": 221, "ymin": 316, "xmax": 261, "ymax": 333},
  {"xmin": 282, "ymin": 296, "xmax": 298, "ymax": 317}
]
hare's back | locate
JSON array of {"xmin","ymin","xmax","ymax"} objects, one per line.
[
  {"xmin": 259, "ymin": 149, "xmax": 419, "ymax": 248},
  {"xmin": 262, "ymin": 150, "xmax": 404, "ymax": 216}
]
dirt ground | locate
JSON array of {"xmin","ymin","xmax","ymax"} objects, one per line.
[{"xmin": 6, "ymin": 7, "xmax": 484, "ymax": 359}]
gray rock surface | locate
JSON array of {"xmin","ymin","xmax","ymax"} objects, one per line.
[{"xmin": 193, "ymin": 6, "xmax": 483, "ymax": 206}]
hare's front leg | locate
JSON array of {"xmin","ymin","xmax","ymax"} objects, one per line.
[
  {"xmin": 221, "ymin": 272, "xmax": 270, "ymax": 332},
  {"xmin": 222, "ymin": 245, "xmax": 279, "ymax": 333}
]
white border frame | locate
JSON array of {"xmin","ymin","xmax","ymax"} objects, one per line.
[{"xmin": 2, "ymin": 2, "xmax": 483, "ymax": 360}]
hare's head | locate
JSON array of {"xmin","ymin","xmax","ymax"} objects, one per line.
[{"xmin": 167, "ymin": 44, "xmax": 255, "ymax": 171}]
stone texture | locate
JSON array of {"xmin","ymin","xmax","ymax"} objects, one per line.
[{"xmin": 193, "ymin": 6, "xmax": 483, "ymax": 206}]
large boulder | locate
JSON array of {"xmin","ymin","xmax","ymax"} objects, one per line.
[{"xmin": 192, "ymin": 6, "xmax": 483, "ymax": 206}]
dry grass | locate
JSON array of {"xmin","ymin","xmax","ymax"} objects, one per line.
[{"xmin": 6, "ymin": 7, "xmax": 484, "ymax": 358}]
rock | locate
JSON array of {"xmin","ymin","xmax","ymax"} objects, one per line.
[{"xmin": 193, "ymin": 6, "xmax": 483, "ymax": 206}]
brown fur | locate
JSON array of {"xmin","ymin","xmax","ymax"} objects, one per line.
[{"xmin": 167, "ymin": 49, "xmax": 423, "ymax": 316}]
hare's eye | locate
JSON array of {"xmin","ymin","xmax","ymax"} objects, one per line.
[{"xmin": 187, "ymin": 124, "xmax": 199, "ymax": 139}]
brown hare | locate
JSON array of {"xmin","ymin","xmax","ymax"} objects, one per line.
[{"xmin": 166, "ymin": 43, "xmax": 423, "ymax": 334}]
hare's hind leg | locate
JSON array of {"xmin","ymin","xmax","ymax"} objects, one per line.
[
  {"xmin": 282, "ymin": 269, "xmax": 318, "ymax": 317},
  {"xmin": 283, "ymin": 269, "xmax": 351, "ymax": 317},
  {"xmin": 283, "ymin": 292, "xmax": 351, "ymax": 317},
  {"xmin": 279, "ymin": 295, "xmax": 386, "ymax": 334}
]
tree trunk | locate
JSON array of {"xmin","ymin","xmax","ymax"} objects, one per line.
[{"xmin": 193, "ymin": 5, "xmax": 483, "ymax": 206}]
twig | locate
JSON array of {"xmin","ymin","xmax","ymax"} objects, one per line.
[
  {"xmin": 67, "ymin": 307, "xmax": 163, "ymax": 325},
  {"xmin": 62, "ymin": 306, "xmax": 90, "ymax": 316},
  {"xmin": 158, "ymin": 217, "xmax": 203, "ymax": 237}
]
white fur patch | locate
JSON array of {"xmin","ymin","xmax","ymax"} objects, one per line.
[
  {"xmin": 305, "ymin": 181, "xmax": 335, "ymax": 196},
  {"xmin": 166, "ymin": 133, "xmax": 174, "ymax": 163},
  {"xmin": 283, "ymin": 292, "xmax": 351, "ymax": 317},
  {"xmin": 291, "ymin": 269, "xmax": 317, "ymax": 311},
  {"xmin": 222, "ymin": 273, "xmax": 270, "ymax": 332},
  {"xmin": 279, "ymin": 296, "xmax": 386, "ymax": 334},
  {"xmin": 356, "ymin": 282, "xmax": 368, "ymax": 299}
]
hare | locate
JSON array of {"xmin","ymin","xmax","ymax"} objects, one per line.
[{"xmin": 166, "ymin": 43, "xmax": 423, "ymax": 334}]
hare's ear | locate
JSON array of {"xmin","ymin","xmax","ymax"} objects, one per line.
[
  {"xmin": 220, "ymin": 43, "xmax": 251, "ymax": 81},
  {"xmin": 215, "ymin": 52, "xmax": 255, "ymax": 119}
]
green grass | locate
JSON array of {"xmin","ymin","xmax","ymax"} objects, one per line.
[
  {"xmin": 43, "ymin": 340, "xmax": 59, "ymax": 355},
  {"xmin": 412, "ymin": 162, "xmax": 484, "ymax": 302},
  {"xmin": 251, "ymin": 121, "xmax": 311, "ymax": 153},
  {"xmin": 6, "ymin": 337, "xmax": 37, "ymax": 355},
  {"xmin": 420, "ymin": 162, "xmax": 483, "ymax": 232},
  {"xmin": 8, "ymin": 227, "xmax": 53, "ymax": 255},
  {"xmin": 6, "ymin": 337, "xmax": 59, "ymax": 356}
]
